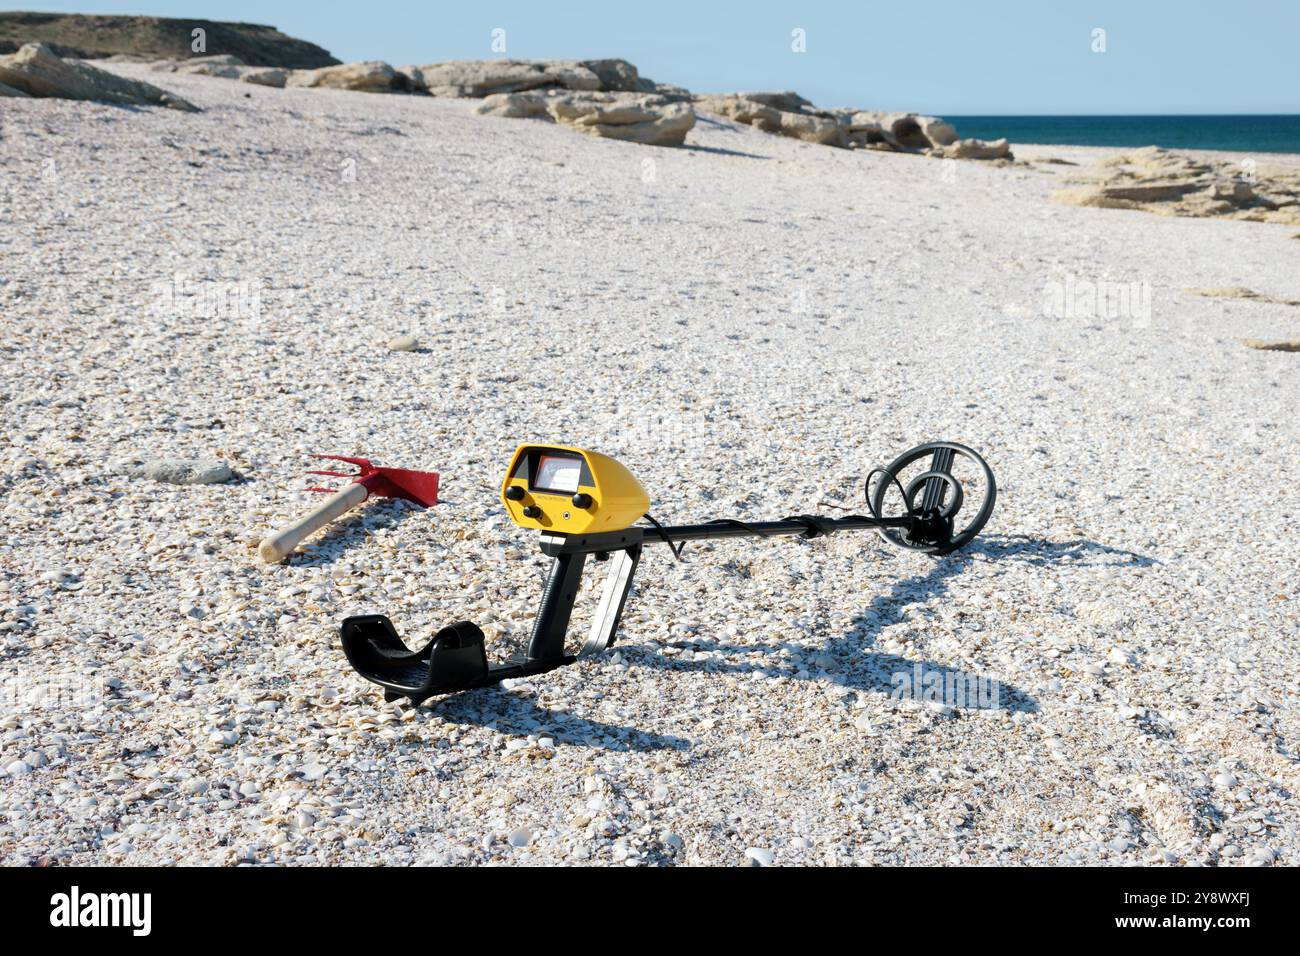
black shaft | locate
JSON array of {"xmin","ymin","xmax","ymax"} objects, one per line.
[
  {"xmin": 525, "ymin": 552, "xmax": 587, "ymax": 661},
  {"xmin": 645, "ymin": 515, "xmax": 910, "ymax": 544}
]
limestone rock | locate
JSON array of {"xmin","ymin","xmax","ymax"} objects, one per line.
[
  {"xmin": 287, "ymin": 60, "xmax": 409, "ymax": 93},
  {"xmin": 695, "ymin": 94, "xmax": 969, "ymax": 154},
  {"xmin": 576, "ymin": 58, "xmax": 641, "ymax": 92},
  {"xmin": 638, "ymin": 79, "xmax": 692, "ymax": 101},
  {"xmin": 695, "ymin": 92, "xmax": 846, "ymax": 147},
  {"xmin": 1243, "ymin": 339, "xmax": 1300, "ymax": 352},
  {"xmin": 883, "ymin": 113, "xmax": 947, "ymax": 149},
  {"xmin": 147, "ymin": 55, "xmax": 289, "ymax": 88},
  {"xmin": 404, "ymin": 57, "xmax": 641, "ymax": 97},
  {"xmin": 830, "ymin": 110, "xmax": 960, "ymax": 150},
  {"xmin": 0, "ymin": 42, "xmax": 198, "ymax": 110},
  {"xmin": 402, "ymin": 59, "xmax": 601, "ymax": 97},
  {"xmin": 919, "ymin": 116, "xmax": 958, "ymax": 146},
  {"xmin": 116, "ymin": 456, "xmax": 236, "ymax": 485},
  {"xmin": 151, "ymin": 54, "xmax": 246, "ymax": 78},
  {"xmin": 547, "ymin": 92, "xmax": 696, "ymax": 147},
  {"xmin": 1052, "ymin": 146, "xmax": 1300, "ymax": 224},
  {"xmin": 477, "ymin": 90, "xmax": 696, "ymax": 147},
  {"xmin": 150, "ymin": 55, "xmax": 289, "ymax": 88},
  {"xmin": 241, "ymin": 68, "xmax": 288, "ymax": 88},
  {"xmin": 938, "ymin": 137, "xmax": 1013, "ymax": 161},
  {"xmin": 476, "ymin": 91, "xmax": 551, "ymax": 118},
  {"xmin": 1189, "ymin": 287, "xmax": 1300, "ymax": 306}
]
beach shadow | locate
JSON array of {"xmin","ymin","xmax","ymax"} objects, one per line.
[
  {"xmin": 425, "ymin": 688, "xmax": 691, "ymax": 752},
  {"xmin": 684, "ymin": 143, "xmax": 772, "ymax": 160},
  {"xmin": 288, "ymin": 499, "xmax": 427, "ymax": 568},
  {"xmin": 621, "ymin": 535, "xmax": 1156, "ymax": 714},
  {"xmin": 692, "ymin": 113, "xmax": 750, "ymax": 131},
  {"xmin": 965, "ymin": 533, "xmax": 1155, "ymax": 569}
]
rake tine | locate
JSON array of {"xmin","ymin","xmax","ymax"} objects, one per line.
[{"xmin": 310, "ymin": 453, "xmax": 374, "ymax": 469}]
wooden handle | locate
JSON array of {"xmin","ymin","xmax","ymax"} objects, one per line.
[{"xmin": 258, "ymin": 483, "xmax": 368, "ymax": 563}]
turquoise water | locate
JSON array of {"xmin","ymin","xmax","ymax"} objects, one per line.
[{"xmin": 945, "ymin": 115, "xmax": 1300, "ymax": 154}]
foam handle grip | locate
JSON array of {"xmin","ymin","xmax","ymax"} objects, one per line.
[{"xmin": 258, "ymin": 482, "xmax": 368, "ymax": 563}]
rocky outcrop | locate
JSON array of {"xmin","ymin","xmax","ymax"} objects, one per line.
[
  {"xmin": 0, "ymin": 12, "xmax": 338, "ymax": 67},
  {"xmin": 693, "ymin": 92, "xmax": 1005, "ymax": 159},
  {"xmin": 398, "ymin": 57, "xmax": 688, "ymax": 99},
  {"xmin": 936, "ymin": 137, "xmax": 1013, "ymax": 160},
  {"xmin": 470, "ymin": 76, "xmax": 999, "ymax": 156},
  {"xmin": 401, "ymin": 59, "xmax": 604, "ymax": 97},
  {"xmin": 241, "ymin": 68, "xmax": 288, "ymax": 88},
  {"xmin": 476, "ymin": 91, "xmax": 552, "ymax": 118},
  {"xmin": 829, "ymin": 110, "xmax": 958, "ymax": 150},
  {"xmin": 696, "ymin": 92, "xmax": 845, "ymax": 146},
  {"xmin": 476, "ymin": 89, "xmax": 696, "ymax": 147},
  {"xmin": 579, "ymin": 58, "xmax": 642, "ymax": 93},
  {"xmin": 151, "ymin": 54, "xmax": 289, "ymax": 87},
  {"xmin": 1052, "ymin": 147, "xmax": 1300, "ymax": 225},
  {"xmin": 548, "ymin": 92, "xmax": 696, "ymax": 146},
  {"xmin": 0, "ymin": 42, "xmax": 197, "ymax": 110},
  {"xmin": 20, "ymin": 39, "xmax": 1008, "ymax": 162},
  {"xmin": 286, "ymin": 60, "xmax": 411, "ymax": 93},
  {"xmin": 151, "ymin": 53, "xmax": 246, "ymax": 78},
  {"xmin": 0, "ymin": 79, "xmax": 30, "ymax": 96},
  {"xmin": 400, "ymin": 58, "xmax": 663, "ymax": 97}
]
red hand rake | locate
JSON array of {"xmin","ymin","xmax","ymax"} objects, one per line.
[{"xmin": 258, "ymin": 455, "xmax": 439, "ymax": 563}]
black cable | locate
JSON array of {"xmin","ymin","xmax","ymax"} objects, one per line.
[
  {"xmin": 783, "ymin": 514, "xmax": 839, "ymax": 538},
  {"xmin": 703, "ymin": 517, "xmax": 771, "ymax": 537},
  {"xmin": 642, "ymin": 513, "xmax": 686, "ymax": 561},
  {"xmin": 641, "ymin": 466, "xmax": 919, "ymax": 561},
  {"xmin": 865, "ymin": 466, "xmax": 912, "ymax": 521}
]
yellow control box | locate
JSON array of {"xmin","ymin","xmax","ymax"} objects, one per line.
[{"xmin": 501, "ymin": 444, "xmax": 650, "ymax": 534}]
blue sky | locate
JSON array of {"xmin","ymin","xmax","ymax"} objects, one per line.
[{"xmin": 23, "ymin": 1, "xmax": 1300, "ymax": 114}]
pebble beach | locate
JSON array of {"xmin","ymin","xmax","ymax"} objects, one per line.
[{"xmin": 1, "ymin": 65, "xmax": 1298, "ymax": 866}]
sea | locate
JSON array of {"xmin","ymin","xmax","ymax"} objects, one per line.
[{"xmin": 944, "ymin": 115, "xmax": 1300, "ymax": 154}]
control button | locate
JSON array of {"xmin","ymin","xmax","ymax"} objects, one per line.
[
  {"xmin": 505, "ymin": 485, "xmax": 525, "ymax": 501},
  {"xmin": 522, "ymin": 505, "xmax": 541, "ymax": 519},
  {"xmin": 571, "ymin": 493, "xmax": 593, "ymax": 508}
]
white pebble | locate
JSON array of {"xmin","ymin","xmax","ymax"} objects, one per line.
[{"xmin": 744, "ymin": 847, "xmax": 776, "ymax": 866}]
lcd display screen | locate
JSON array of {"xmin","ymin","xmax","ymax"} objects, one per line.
[{"xmin": 534, "ymin": 454, "xmax": 583, "ymax": 494}]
